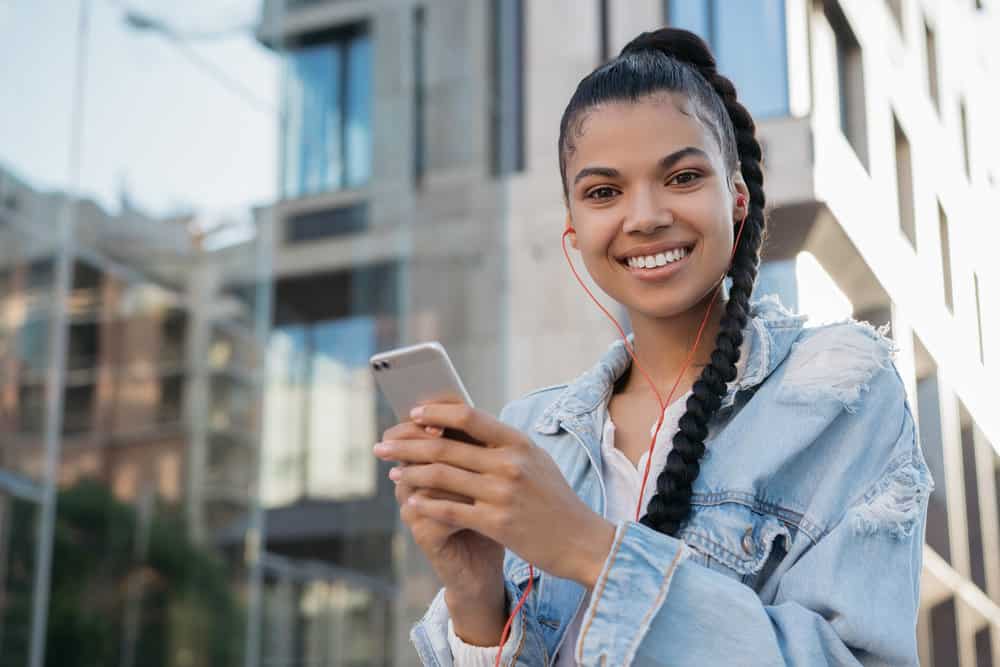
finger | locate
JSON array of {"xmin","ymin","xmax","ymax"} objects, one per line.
[
  {"xmin": 393, "ymin": 475, "xmax": 472, "ymax": 504},
  {"xmin": 409, "ymin": 403, "xmax": 519, "ymax": 450},
  {"xmin": 382, "ymin": 420, "xmax": 435, "ymax": 442},
  {"xmin": 406, "ymin": 493, "xmax": 492, "ymax": 534},
  {"xmin": 375, "ymin": 437, "xmax": 501, "ymax": 473},
  {"xmin": 393, "ymin": 463, "xmax": 505, "ymax": 503}
]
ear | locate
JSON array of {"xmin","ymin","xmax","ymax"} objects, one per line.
[
  {"xmin": 731, "ymin": 174, "xmax": 750, "ymax": 223},
  {"xmin": 564, "ymin": 214, "xmax": 578, "ymax": 249}
]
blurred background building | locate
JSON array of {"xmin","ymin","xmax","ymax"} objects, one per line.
[{"xmin": 0, "ymin": 0, "xmax": 998, "ymax": 666}]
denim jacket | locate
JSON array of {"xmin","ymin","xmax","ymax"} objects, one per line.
[{"xmin": 410, "ymin": 294, "xmax": 934, "ymax": 666}]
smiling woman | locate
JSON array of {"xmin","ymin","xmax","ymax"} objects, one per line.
[{"xmin": 383, "ymin": 26, "xmax": 933, "ymax": 667}]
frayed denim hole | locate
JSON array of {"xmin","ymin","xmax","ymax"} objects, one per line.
[
  {"xmin": 853, "ymin": 455, "xmax": 932, "ymax": 540},
  {"xmin": 775, "ymin": 323, "xmax": 896, "ymax": 413}
]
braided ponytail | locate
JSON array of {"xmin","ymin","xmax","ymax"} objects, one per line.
[{"xmin": 557, "ymin": 28, "xmax": 768, "ymax": 537}]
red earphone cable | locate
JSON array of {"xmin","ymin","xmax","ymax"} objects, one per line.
[{"xmin": 493, "ymin": 200, "xmax": 749, "ymax": 666}]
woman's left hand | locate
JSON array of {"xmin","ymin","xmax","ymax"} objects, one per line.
[{"xmin": 373, "ymin": 402, "xmax": 616, "ymax": 588}]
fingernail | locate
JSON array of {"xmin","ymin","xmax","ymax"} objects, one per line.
[
  {"xmin": 410, "ymin": 406, "xmax": 424, "ymax": 420},
  {"xmin": 388, "ymin": 467, "xmax": 402, "ymax": 480},
  {"xmin": 425, "ymin": 426, "xmax": 443, "ymax": 436},
  {"xmin": 373, "ymin": 442, "xmax": 389, "ymax": 455}
]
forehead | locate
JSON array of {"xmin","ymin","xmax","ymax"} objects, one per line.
[{"xmin": 567, "ymin": 93, "xmax": 721, "ymax": 172}]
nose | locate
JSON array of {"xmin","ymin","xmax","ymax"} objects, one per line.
[{"xmin": 622, "ymin": 183, "xmax": 672, "ymax": 234}]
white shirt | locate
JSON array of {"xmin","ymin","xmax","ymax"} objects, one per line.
[{"xmin": 447, "ymin": 341, "xmax": 750, "ymax": 665}]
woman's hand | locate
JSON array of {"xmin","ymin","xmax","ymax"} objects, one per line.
[
  {"xmin": 374, "ymin": 403, "xmax": 616, "ymax": 588},
  {"xmin": 379, "ymin": 419, "xmax": 506, "ymax": 607}
]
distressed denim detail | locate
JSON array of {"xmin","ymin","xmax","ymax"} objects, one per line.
[
  {"xmin": 575, "ymin": 521, "xmax": 690, "ymax": 666},
  {"xmin": 409, "ymin": 294, "xmax": 930, "ymax": 666},
  {"xmin": 775, "ymin": 321, "xmax": 898, "ymax": 413},
  {"xmin": 854, "ymin": 412, "xmax": 934, "ymax": 540}
]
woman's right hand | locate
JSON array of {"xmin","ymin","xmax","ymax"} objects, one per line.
[{"xmin": 382, "ymin": 420, "xmax": 506, "ymax": 605}]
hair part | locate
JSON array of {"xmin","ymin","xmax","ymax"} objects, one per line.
[{"xmin": 556, "ymin": 28, "xmax": 768, "ymax": 537}]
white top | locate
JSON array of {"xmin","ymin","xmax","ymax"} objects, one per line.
[{"xmin": 447, "ymin": 341, "xmax": 750, "ymax": 665}]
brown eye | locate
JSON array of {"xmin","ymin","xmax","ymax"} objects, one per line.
[
  {"xmin": 669, "ymin": 171, "xmax": 701, "ymax": 186},
  {"xmin": 586, "ymin": 186, "xmax": 618, "ymax": 201}
]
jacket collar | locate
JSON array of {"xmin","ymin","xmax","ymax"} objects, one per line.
[{"xmin": 533, "ymin": 294, "xmax": 808, "ymax": 435}]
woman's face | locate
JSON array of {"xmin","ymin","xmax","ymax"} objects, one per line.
[{"xmin": 563, "ymin": 93, "xmax": 748, "ymax": 321}]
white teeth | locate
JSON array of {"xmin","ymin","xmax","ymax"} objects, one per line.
[{"xmin": 627, "ymin": 246, "xmax": 690, "ymax": 269}]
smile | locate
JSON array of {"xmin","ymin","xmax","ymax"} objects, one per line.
[{"xmin": 619, "ymin": 244, "xmax": 694, "ymax": 280}]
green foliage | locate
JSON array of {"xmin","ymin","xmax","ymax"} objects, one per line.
[{"xmin": 5, "ymin": 479, "xmax": 247, "ymax": 667}]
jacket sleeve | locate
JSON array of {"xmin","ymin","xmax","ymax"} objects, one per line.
[
  {"xmin": 407, "ymin": 399, "xmax": 551, "ymax": 666},
  {"xmin": 409, "ymin": 578, "xmax": 550, "ymax": 666},
  {"xmin": 573, "ymin": 401, "xmax": 932, "ymax": 666}
]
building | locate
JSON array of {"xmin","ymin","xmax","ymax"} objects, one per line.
[
  {"xmin": 0, "ymin": 162, "xmax": 269, "ymax": 666},
  {"xmin": 255, "ymin": 0, "xmax": 999, "ymax": 665}
]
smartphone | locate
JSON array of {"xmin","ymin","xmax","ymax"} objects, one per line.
[{"xmin": 370, "ymin": 341, "xmax": 483, "ymax": 445}]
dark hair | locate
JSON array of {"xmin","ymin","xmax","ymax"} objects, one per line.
[{"xmin": 557, "ymin": 28, "xmax": 767, "ymax": 537}]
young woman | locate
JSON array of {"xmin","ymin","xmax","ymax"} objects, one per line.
[{"xmin": 374, "ymin": 27, "xmax": 933, "ymax": 666}]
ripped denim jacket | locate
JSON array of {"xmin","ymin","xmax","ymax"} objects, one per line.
[{"xmin": 409, "ymin": 294, "xmax": 934, "ymax": 666}]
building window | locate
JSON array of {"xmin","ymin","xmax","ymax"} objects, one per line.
[
  {"xmin": 958, "ymin": 404, "xmax": 987, "ymax": 593},
  {"xmin": 894, "ymin": 114, "xmax": 916, "ymax": 249},
  {"xmin": 283, "ymin": 25, "xmax": 372, "ymax": 198},
  {"xmin": 666, "ymin": 0, "xmax": 789, "ymax": 118},
  {"xmin": 915, "ymin": 336, "xmax": 950, "ymax": 564},
  {"xmin": 924, "ymin": 18, "xmax": 940, "ymax": 115},
  {"xmin": 599, "ymin": 0, "xmax": 611, "ymax": 63},
  {"xmin": 825, "ymin": 0, "xmax": 869, "ymax": 171},
  {"xmin": 264, "ymin": 264, "xmax": 399, "ymax": 507},
  {"xmin": 975, "ymin": 627, "xmax": 994, "ymax": 667},
  {"xmin": 930, "ymin": 598, "xmax": 960, "ymax": 667},
  {"xmin": 885, "ymin": 0, "xmax": 903, "ymax": 35},
  {"xmin": 413, "ymin": 7, "xmax": 426, "ymax": 187},
  {"xmin": 959, "ymin": 98, "xmax": 971, "ymax": 180},
  {"xmin": 938, "ymin": 201, "xmax": 953, "ymax": 313},
  {"xmin": 285, "ymin": 202, "xmax": 369, "ymax": 243},
  {"xmin": 490, "ymin": 0, "xmax": 525, "ymax": 175},
  {"xmin": 974, "ymin": 272, "xmax": 985, "ymax": 364}
]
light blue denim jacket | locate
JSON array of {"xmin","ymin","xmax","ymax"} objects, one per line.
[{"xmin": 409, "ymin": 294, "xmax": 934, "ymax": 666}]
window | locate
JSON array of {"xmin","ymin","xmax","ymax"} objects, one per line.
[
  {"xmin": 666, "ymin": 0, "xmax": 789, "ymax": 118},
  {"xmin": 894, "ymin": 114, "xmax": 916, "ymax": 249},
  {"xmin": 924, "ymin": 18, "xmax": 940, "ymax": 115},
  {"xmin": 938, "ymin": 201, "xmax": 953, "ymax": 313},
  {"xmin": 959, "ymin": 98, "xmax": 971, "ymax": 180},
  {"xmin": 264, "ymin": 264, "xmax": 399, "ymax": 507},
  {"xmin": 915, "ymin": 336, "xmax": 950, "ymax": 563},
  {"xmin": 974, "ymin": 272, "xmax": 985, "ymax": 364},
  {"xmin": 413, "ymin": 7, "xmax": 426, "ymax": 187},
  {"xmin": 599, "ymin": 0, "xmax": 611, "ymax": 63},
  {"xmin": 282, "ymin": 25, "xmax": 372, "ymax": 198},
  {"xmin": 825, "ymin": 0, "xmax": 869, "ymax": 170},
  {"xmin": 885, "ymin": 0, "xmax": 903, "ymax": 35},
  {"xmin": 930, "ymin": 598, "xmax": 960, "ymax": 667},
  {"xmin": 958, "ymin": 404, "xmax": 986, "ymax": 593},
  {"xmin": 490, "ymin": 0, "xmax": 525, "ymax": 174},
  {"xmin": 285, "ymin": 202, "xmax": 369, "ymax": 243}
]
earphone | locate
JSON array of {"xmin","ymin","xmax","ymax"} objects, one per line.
[{"xmin": 494, "ymin": 193, "xmax": 750, "ymax": 666}]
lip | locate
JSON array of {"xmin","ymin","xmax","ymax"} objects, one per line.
[{"xmin": 619, "ymin": 243, "xmax": 695, "ymax": 281}]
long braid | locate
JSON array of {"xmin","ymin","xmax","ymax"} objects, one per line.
[{"xmin": 617, "ymin": 31, "xmax": 767, "ymax": 537}]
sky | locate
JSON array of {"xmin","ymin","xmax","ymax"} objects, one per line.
[{"xmin": 0, "ymin": 0, "xmax": 279, "ymax": 223}]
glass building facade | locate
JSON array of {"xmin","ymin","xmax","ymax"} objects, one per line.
[{"xmin": 3, "ymin": 1, "xmax": 998, "ymax": 666}]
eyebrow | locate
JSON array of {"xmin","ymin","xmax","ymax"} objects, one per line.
[{"xmin": 572, "ymin": 146, "xmax": 710, "ymax": 186}]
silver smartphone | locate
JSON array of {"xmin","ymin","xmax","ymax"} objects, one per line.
[{"xmin": 370, "ymin": 341, "xmax": 482, "ymax": 445}]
